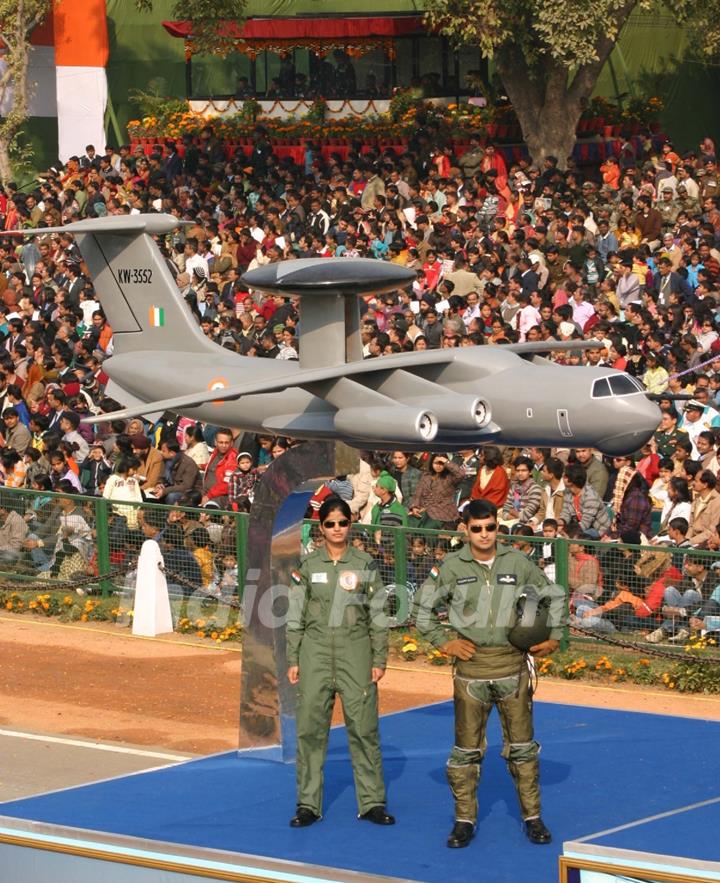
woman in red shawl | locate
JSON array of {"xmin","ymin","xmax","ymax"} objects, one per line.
[{"xmin": 470, "ymin": 445, "xmax": 510, "ymax": 508}]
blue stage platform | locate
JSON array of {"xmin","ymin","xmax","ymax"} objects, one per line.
[{"xmin": 1, "ymin": 701, "xmax": 719, "ymax": 882}]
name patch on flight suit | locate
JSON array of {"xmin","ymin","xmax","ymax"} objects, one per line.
[
  {"xmin": 338, "ymin": 571, "xmax": 359, "ymax": 591},
  {"xmin": 456, "ymin": 576, "xmax": 478, "ymax": 585},
  {"xmin": 311, "ymin": 573, "xmax": 329, "ymax": 583},
  {"xmin": 497, "ymin": 574, "xmax": 518, "ymax": 585}
]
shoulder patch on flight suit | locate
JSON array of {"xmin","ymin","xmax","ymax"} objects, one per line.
[
  {"xmin": 429, "ymin": 565, "xmax": 440, "ymax": 580},
  {"xmin": 497, "ymin": 573, "xmax": 518, "ymax": 585},
  {"xmin": 456, "ymin": 576, "xmax": 478, "ymax": 585},
  {"xmin": 290, "ymin": 570, "xmax": 302, "ymax": 585},
  {"xmin": 311, "ymin": 572, "xmax": 328, "ymax": 583}
]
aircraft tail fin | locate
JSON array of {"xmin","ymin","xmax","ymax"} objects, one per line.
[{"xmin": 16, "ymin": 215, "xmax": 214, "ymax": 355}]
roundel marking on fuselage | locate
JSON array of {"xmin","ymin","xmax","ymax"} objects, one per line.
[{"xmin": 208, "ymin": 376, "xmax": 229, "ymax": 406}]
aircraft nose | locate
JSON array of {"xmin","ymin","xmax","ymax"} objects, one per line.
[{"xmin": 596, "ymin": 399, "xmax": 661, "ymax": 456}]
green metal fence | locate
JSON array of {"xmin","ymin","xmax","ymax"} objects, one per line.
[{"xmin": 0, "ymin": 486, "xmax": 717, "ymax": 643}]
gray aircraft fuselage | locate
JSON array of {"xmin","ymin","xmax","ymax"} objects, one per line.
[{"xmin": 10, "ymin": 215, "xmax": 660, "ymax": 454}]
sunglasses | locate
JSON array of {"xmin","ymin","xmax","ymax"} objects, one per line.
[
  {"xmin": 322, "ymin": 519, "xmax": 350, "ymax": 529},
  {"xmin": 468, "ymin": 523, "xmax": 497, "ymax": 534}
]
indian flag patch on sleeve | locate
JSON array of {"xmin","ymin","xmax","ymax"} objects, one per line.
[
  {"xmin": 149, "ymin": 306, "xmax": 165, "ymax": 327},
  {"xmin": 291, "ymin": 570, "xmax": 302, "ymax": 585},
  {"xmin": 429, "ymin": 565, "xmax": 440, "ymax": 580}
]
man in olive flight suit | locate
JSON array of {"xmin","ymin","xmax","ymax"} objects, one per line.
[
  {"xmin": 286, "ymin": 497, "xmax": 395, "ymax": 828},
  {"xmin": 414, "ymin": 498, "xmax": 567, "ymax": 848}
]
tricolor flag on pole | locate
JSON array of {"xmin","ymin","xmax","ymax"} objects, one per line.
[{"xmin": 149, "ymin": 307, "xmax": 166, "ymax": 328}]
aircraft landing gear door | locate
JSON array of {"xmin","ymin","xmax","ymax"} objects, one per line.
[{"xmin": 557, "ymin": 408, "xmax": 573, "ymax": 438}]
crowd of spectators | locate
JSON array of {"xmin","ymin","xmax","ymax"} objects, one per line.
[{"xmin": 0, "ymin": 123, "xmax": 718, "ymax": 641}]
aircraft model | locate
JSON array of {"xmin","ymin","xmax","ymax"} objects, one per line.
[{"xmin": 12, "ymin": 215, "xmax": 661, "ymax": 454}]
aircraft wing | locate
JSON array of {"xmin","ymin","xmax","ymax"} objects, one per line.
[
  {"xmin": 84, "ymin": 348, "xmax": 467, "ymax": 423},
  {"xmin": 503, "ymin": 339, "xmax": 603, "ymax": 354},
  {"xmin": 5, "ymin": 214, "xmax": 193, "ymax": 237},
  {"xmin": 84, "ymin": 340, "xmax": 609, "ymax": 425}
]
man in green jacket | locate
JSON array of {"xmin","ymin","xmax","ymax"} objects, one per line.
[
  {"xmin": 414, "ymin": 498, "xmax": 566, "ymax": 848},
  {"xmin": 287, "ymin": 497, "xmax": 395, "ymax": 828}
]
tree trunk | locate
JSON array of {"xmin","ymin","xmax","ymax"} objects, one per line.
[
  {"xmin": 495, "ymin": 51, "xmax": 582, "ymax": 169},
  {"xmin": 0, "ymin": 142, "xmax": 13, "ymax": 187},
  {"xmin": 493, "ymin": 0, "xmax": 637, "ymax": 171},
  {"xmin": 516, "ymin": 99, "xmax": 582, "ymax": 169}
]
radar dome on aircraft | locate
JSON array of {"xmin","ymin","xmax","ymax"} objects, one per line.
[{"xmin": 243, "ymin": 258, "xmax": 416, "ymax": 296}]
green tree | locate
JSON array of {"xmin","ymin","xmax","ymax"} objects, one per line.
[
  {"xmin": 0, "ymin": 0, "xmax": 52, "ymax": 185},
  {"xmin": 134, "ymin": 0, "xmax": 248, "ymax": 55},
  {"xmin": 423, "ymin": 0, "xmax": 720, "ymax": 167}
]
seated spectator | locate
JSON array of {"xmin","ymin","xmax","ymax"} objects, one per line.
[
  {"xmin": 0, "ymin": 491, "xmax": 28, "ymax": 564},
  {"xmin": 648, "ymin": 457, "xmax": 675, "ymax": 508},
  {"xmin": 529, "ymin": 456, "xmax": 565, "ymax": 530},
  {"xmin": 210, "ymin": 552, "xmax": 239, "ymax": 597},
  {"xmin": 200, "ymin": 428, "xmax": 238, "ymax": 508},
  {"xmin": 689, "ymin": 585, "xmax": 720, "ymax": 639},
  {"xmin": 152, "ymin": 439, "xmax": 200, "ymax": 505},
  {"xmin": 59, "ymin": 410, "xmax": 89, "ymax": 463},
  {"xmin": 24, "ymin": 449, "xmax": 50, "ymax": 489},
  {"xmin": 572, "ymin": 447, "xmax": 609, "ymax": 499},
  {"xmin": 500, "ymin": 455, "xmax": 543, "ymax": 526},
  {"xmin": 189, "ymin": 526, "xmax": 214, "ymax": 587},
  {"xmin": 130, "ymin": 433, "xmax": 165, "ymax": 494},
  {"xmin": 103, "ymin": 456, "xmax": 143, "ymax": 553},
  {"xmin": 407, "ymin": 535, "xmax": 433, "ymax": 587},
  {"xmin": 470, "ymin": 445, "xmax": 510, "ymax": 508},
  {"xmin": 510, "ymin": 523, "xmax": 542, "ymax": 564},
  {"xmin": 79, "ymin": 441, "xmax": 112, "ymax": 496},
  {"xmin": 665, "ymin": 516, "xmax": 691, "ymax": 549},
  {"xmin": 46, "ymin": 490, "xmax": 93, "ymax": 581},
  {"xmin": 183, "ymin": 423, "xmax": 211, "ymax": 468},
  {"xmin": 161, "ymin": 522, "xmax": 202, "ymax": 595},
  {"xmin": 577, "ymin": 548, "xmax": 682, "ymax": 633},
  {"xmin": 688, "ymin": 469, "xmax": 720, "ymax": 547},
  {"xmin": 0, "ymin": 448, "xmax": 27, "ymax": 488},
  {"xmin": 653, "ymin": 476, "xmax": 692, "ymax": 543},
  {"xmin": 22, "ymin": 474, "xmax": 62, "ymax": 570},
  {"xmin": 2, "ymin": 408, "xmax": 31, "ymax": 455},
  {"xmin": 561, "ymin": 463, "xmax": 610, "ymax": 538},
  {"xmin": 537, "ymin": 518, "xmax": 559, "ymax": 581},
  {"xmin": 49, "ymin": 450, "xmax": 83, "ymax": 492},
  {"xmin": 228, "ymin": 451, "xmax": 259, "ymax": 511},
  {"xmin": 614, "ymin": 470, "xmax": 652, "ymax": 539},
  {"xmin": 566, "ymin": 522, "xmax": 603, "ymax": 610},
  {"xmin": 646, "ymin": 551, "xmax": 715, "ymax": 643}
]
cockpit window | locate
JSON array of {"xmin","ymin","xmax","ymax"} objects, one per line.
[
  {"xmin": 609, "ymin": 375, "xmax": 641, "ymax": 396},
  {"xmin": 592, "ymin": 378, "xmax": 611, "ymax": 398}
]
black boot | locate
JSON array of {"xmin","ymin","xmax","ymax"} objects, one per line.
[
  {"xmin": 290, "ymin": 807, "xmax": 320, "ymax": 828},
  {"xmin": 447, "ymin": 821, "xmax": 475, "ymax": 848},
  {"xmin": 359, "ymin": 806, "xmax": 395, "ymax": 825},
  {"xmin": 525, "ymin": 817, "xmax": 552, "ymax": 844}
]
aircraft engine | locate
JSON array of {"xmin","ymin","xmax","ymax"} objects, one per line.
[
  {"xmin": 333, "ymin": 406, "xmax": 438, "ymax": 444},
  {"xmin": 397, "ymin": 395, "xmax": 492, "ymax": 432}
]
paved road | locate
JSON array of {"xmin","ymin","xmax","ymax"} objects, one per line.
[{"xmin": 0, "ymin": 728, "xmax": 192, "ymax": 802}]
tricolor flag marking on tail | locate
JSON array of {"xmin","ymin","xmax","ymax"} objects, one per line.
[{"xmin": 149, "ymin": 306, "xmax": 165, "ymax": 327}]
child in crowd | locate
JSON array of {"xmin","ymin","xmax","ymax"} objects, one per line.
[
  {"xmin": 189, "ymin": 526, "xmax": 214, "ymax": 587},
  {"xmin": 228, "ymin": 451, "xmax": 258, "ymax": 511},
  {"xmin": 540, "ymin": 518, "xmax": 558, "ymax": 582}
]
